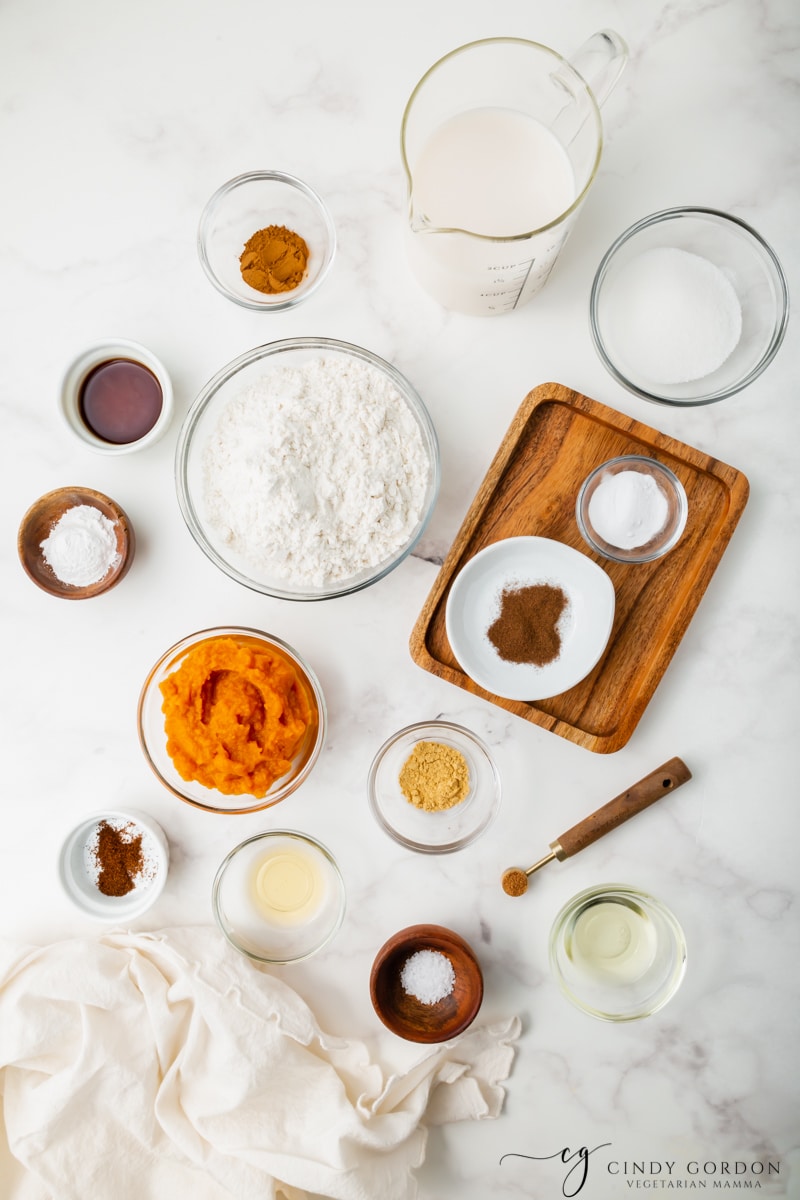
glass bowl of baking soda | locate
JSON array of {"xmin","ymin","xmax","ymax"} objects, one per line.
[
  {"xmin": 590, "ymin": 207, "xmax": 788, "ymax": 405},
  {"xmin": 576, "ymin": 455, "xmax": 688, "ymax": 564},
  {"xmin": 175, "ymin": 338, "xmax": 440, "ymax": 600}
]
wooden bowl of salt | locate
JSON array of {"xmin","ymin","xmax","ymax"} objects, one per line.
[{"xmin": 370, "ymin": 923, "xmax": 483, "ymax": 1043}]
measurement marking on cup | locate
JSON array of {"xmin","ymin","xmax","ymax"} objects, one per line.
[{"xmin": 483, "ymin": 258, "xmax": 537, "ymax": 311}]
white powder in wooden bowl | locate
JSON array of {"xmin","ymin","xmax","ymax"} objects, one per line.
[{"xmin": 201, "ymin": 356, "xmax": 432, "ymax": 587}]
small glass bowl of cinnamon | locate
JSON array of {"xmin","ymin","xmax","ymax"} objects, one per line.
[{"xmin": 198, "ymin": 170, "xmax": 336, "ymax": 310}]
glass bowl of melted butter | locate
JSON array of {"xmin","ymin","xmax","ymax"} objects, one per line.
[
  {"xmin": 549, "ymin": 883, "xmax": 687, "ymax": 1021},
  {"xmin": 212, "ymin": 830, "xmax": 346, "ymax": 964}
]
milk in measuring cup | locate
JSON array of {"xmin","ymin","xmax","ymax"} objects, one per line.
[{"xmin": 408, "ymin": 107, "xmax": 576, "ymax": 314}]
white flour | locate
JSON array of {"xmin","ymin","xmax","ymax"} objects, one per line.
[
  {"xmin": 202, "ymin": 356, "xmax": 432, "ymax": 587},
  {"xmin": 40, "ymin": 504, "xmax": 121, "ymax": 586}
]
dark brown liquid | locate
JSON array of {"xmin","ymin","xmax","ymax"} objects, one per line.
[{"xmin": 78, "ymin": 358, "xmax": 163, "ymax": 444}]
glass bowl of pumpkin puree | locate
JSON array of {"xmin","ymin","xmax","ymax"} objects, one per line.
[{"xmin": 137, "ymin": 627, "xmax": 326, "ymax": 814}]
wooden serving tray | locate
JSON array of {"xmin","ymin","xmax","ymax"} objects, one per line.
[{"xmin": 409, "ymin": 382, "xmax": 749, "ymax": 753}]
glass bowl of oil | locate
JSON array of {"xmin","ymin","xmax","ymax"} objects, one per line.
[
  {"xmin": 212, "ymin": 830, "xmax": 346, "ymax": 964},
  {"xmin": 549, "ymin": 883, "xmax": 687, "ymax": 1021}
]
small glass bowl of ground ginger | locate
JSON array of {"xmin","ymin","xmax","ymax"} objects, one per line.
[
  {"xmin": 368, "ymin": 721, "xmax": 501, "ymax": 853},
  {"xmin": 198, "ymin": 171, "xmax": 336, "ymax": 311},
  {"xmin": 137, "ymin": 627, "xmax": 326, "ymax": 815}
]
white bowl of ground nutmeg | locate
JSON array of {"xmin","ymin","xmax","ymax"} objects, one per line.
[
  {"xmin": 58, "ymin": 808, "xmax": 169, "ymax": 921},
  {"xmin": 367, "ymin": 721, "xmax": 501, "ymax": 853},
  {"xmin": 445, "ymin": 536, "xmax": 616, "ymax": 702},
  {"xmin": 197, "ymin": 171, "xmax": 336, "ymax": 310}
]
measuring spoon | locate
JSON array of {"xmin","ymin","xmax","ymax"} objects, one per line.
[{"xmin": 501, "ymin": 756, "xmax": 691, "ymax": 897}]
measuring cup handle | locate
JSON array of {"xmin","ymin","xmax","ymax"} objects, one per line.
[
  {"xmin": 552, "ymin": 756, "xmax": 691, "ymax": 859},
  {"xmin": 567, "ymin": 30, "xmax": 629, "ymax": 108}
]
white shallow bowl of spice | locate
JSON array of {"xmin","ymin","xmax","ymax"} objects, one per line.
[
  {"xmin": 368, "ymin": 720, "xmax": 501, "ymax": 853},
  {"xmin": 198, "ymin": 170, "xmax": 336, "ymax": 311},
  {"xmin": 58, "ymin": 809, "xmax": 169, "ymax": 921},
  {"xmin": 445, "ymin": 536, "xmax": 616, "ymax": 702},
  {"xmin": 175, "ymin": 338, "xmax": 440, "ymax": 600}
]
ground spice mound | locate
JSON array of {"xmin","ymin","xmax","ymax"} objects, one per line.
[
  {"xmin": 487, "ymin": 582, "xmax": 568, "ymax": 666},
  {"xmin": 398, "ymin": 741, "xmax": 470, "ymax": 812},
  {"xmin": 239, "ymin": 224, "xmax": 309, "ymax": 294},
  {"xmin": 92, "ymin": 820, "xmax": 145, "ymax": 897}
]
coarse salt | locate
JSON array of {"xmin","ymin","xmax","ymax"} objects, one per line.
[
  {"xmin": 400, "ymin": 948, "xmax": 455, "ymax": 1005},
  {"xmin": 588, "ymin": 470, "xmax": 669, "ymax": 550},
  {"xmin": 603, "ymin": 246, "xmax": 742, "ymax": 384}
]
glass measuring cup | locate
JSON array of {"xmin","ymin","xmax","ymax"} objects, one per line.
[{"xmin": 401, "ymin": 33, "xmax": 628, "ymax": 316}]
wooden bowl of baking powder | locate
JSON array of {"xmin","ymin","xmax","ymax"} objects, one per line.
[{"xmin": 18, "ymin": 486, "xmax": 135, "ymax": 599}]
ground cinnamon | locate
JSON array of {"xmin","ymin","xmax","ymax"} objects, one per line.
[
  {"xmin": 239, "ymin": 224, "xmax": 309, "ymax": 294},
  {"xmin": 92, "ymin": 820, "xmax": 145, "ymax": 897},
  {"xmin": 487, "ymin": 582, "xmax": 568, "ymax": 666}
]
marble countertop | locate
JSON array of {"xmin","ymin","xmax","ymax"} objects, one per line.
[{"xmin": 1, "ymin": 0, "xmax": 798, "ymax": 1196}]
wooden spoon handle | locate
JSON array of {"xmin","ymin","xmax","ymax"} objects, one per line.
[{"xmin": 553, "ymin": 757, "xmax": 691, "ymax": 860}]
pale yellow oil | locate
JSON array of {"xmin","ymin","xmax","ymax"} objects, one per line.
[
  {"xmin": 569, "ymin": 899, "xmax": 657, "ymax": 984},
  {"xmin": 250, "ymin": 846, "xmax": 326, "ymax": 927}
]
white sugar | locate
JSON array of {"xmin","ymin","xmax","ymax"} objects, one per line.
[
  {"xmin": 604, "ymin": 246, "xmax": 742, "ymax": 384},
  {"xmin": 400, "ymin": 948, "xmax": 455, "ymax": 1004},
  {"xmin": 588, "ymin": 470, "xmax": 669, "ymax": 550}
]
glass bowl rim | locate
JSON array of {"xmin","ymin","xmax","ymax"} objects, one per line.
[
  {"xmin": 137, "ymin": 625, "xmax": 327, "ymax": 815},
  {"xmin": 196, "ymin": 169, "xmax": 337, "ymax": 311},
  {"xmin": 575, "ymin": 453, "xmax": 689, "ymax": 564},
  {"xmin": 174, "ymin": 337, "xmax": 441, "ymax": 601},
  {"xmin": 589, "ymin": 205, "xmax": 790, "ymax": 407},
  {"xmin": 548, "ymin": 882, "xmax": 688, "ymax": 1021},
  {"xmin": 367, "ymin": 719, "xmax": 501, "ymax": 854},
  {"xmin": 211, "ymin": 827, "xmax": 346, "ymax": 963}
]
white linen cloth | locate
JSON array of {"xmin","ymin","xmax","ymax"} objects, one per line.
[{"xmin": 0, "ymin": 927, "xmax": 519, "ymax": 1200}]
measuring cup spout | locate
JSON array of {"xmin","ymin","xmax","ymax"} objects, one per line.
[{"xmin": 566, "ymin": 29, "xmax": 628, "ymax": 108}]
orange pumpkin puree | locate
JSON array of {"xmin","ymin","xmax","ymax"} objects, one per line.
[{"xmin": 159, "ymin": 636, "xmax": 313, "ymax": 797}]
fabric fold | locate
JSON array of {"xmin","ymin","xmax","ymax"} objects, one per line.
[{"xmin": 0, "ymin": 927, "xmax": 519, "ymax": 1200}]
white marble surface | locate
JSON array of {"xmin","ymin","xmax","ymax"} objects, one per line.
[{"xmin": 1, "ymin": 0, "xmax": 798, "ymax": 1196}]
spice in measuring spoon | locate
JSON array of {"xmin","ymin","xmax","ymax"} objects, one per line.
[{"xmin": 239, "ymin": 224, "xmax": 309, "ymax": 294}]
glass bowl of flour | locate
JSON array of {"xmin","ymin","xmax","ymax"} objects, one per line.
[
  {"xmin": 175, "ymin": 338, "xmax": 440, "ymax": 599},
  {"xmin": 590, "ymin": 207, "xmax": 789, "ymax": 405}
]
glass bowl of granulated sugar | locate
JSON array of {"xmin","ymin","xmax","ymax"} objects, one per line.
[
  {"xmin": 590, "ymin": 207, "xmax": 788, "ymax": 406},
  {"xmin": 175, "ymin": 338, "xmax": 440, "ymax": 600}
]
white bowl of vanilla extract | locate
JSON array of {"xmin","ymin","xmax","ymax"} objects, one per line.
[{"xmin": 60, "ymin": 338, "xmax": 174, "ymax": 454}]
